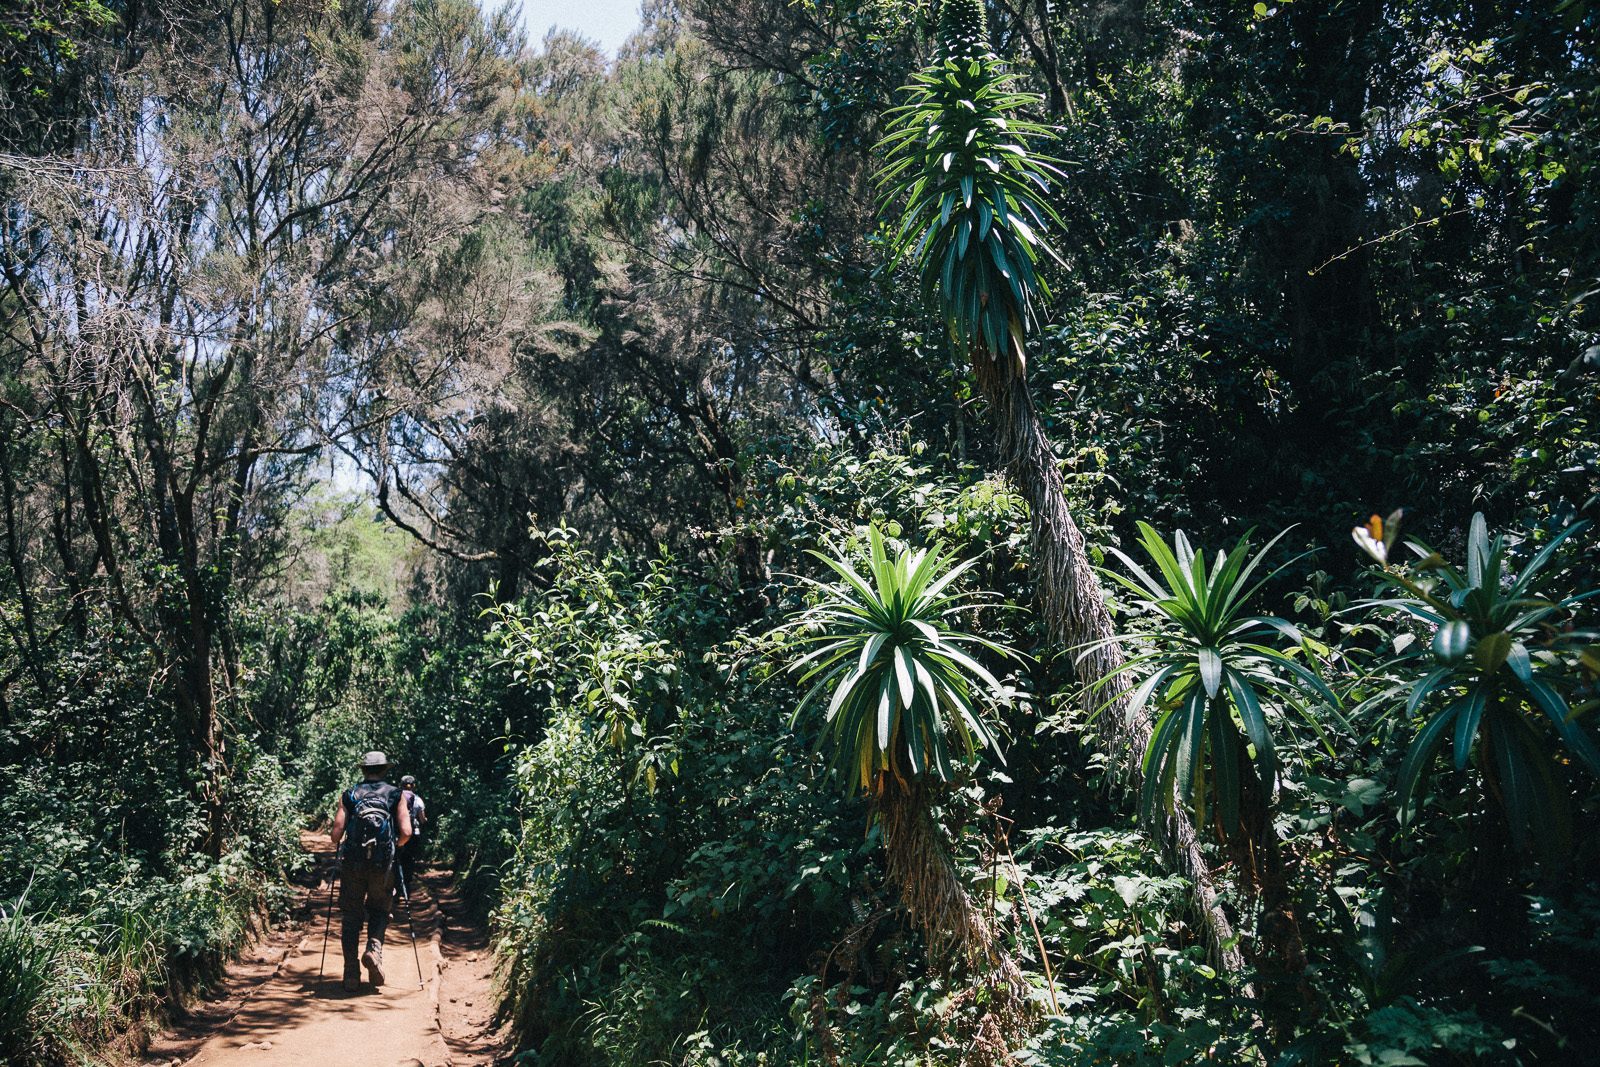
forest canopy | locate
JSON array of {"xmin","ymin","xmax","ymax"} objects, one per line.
[{"xmin": 1, "ymin": 0, "xmax": 1597, "ymax": 1064}]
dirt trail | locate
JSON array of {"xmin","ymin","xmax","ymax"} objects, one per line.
[{"xmin": 138, "ymin": 833, "xmax": 507, "ymax": 1067}]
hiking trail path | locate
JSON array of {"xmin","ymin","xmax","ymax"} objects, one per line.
[{"xmin": 135, "ymin": 832, "xmax": 507, "ymax": 1067}]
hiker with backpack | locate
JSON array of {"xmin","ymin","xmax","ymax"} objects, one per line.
[
  {"xmin": 328, "ymin": 751, "xmax": 413, "ymax": 991},
  {"xmin": 397, "ymin": 775, "xmax": 426, "ymax": 888}
]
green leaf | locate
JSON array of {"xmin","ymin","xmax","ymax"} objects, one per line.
[
  {"xmin": 1466, "ymin": 512, "xmax": 1490, "ymax": 587},
  {"xmin": 1505, "ymin": 641, "xmax": 1531, "ymax": 683},
  {"xmin": 1111, "ymin": 875, "xmax": 1144, "ymax": 906},
  {"xmin": 1433, "ymin": 620, "xmax": 1471, "ymax": 664},
  {"xmin": 1525, "ymin": 676, "xmax": 1600, "ymax": 777},
  {"xmin": 893, "ymin": 644, "xmax": 915, "ymax": 710},
  {"xmin": 1165, "ymin": 1023, "xmax": 1223, "ymax": 1066},
  {"xmin": 1396, "ymin": 699, "xmax": 1465, "ymax": 822},
  {"xmin": 1224, "ymin": 666, "xmax": 1276, "ymax": 789},
  {"xmin": 1474, "ymin": 631, "xmax": 1512, "ymax": 675},
  {"xmin": 1452, "ymin": 681, "xmax": 1489, "ymax": 771},
  {"xmin": 1141, "ymin": 705, "xmax": 1183, "ymax": 822},
  {"xmin": 1198, "ymin": 647, "xmax": 1223, "ymax": 698},
  {"xmin": 1174, "ymin": 689, "xmax": 1208, "ymax": 815},
  {"xmin": 1340, "ymin": 778, "xmax": 1385, "ymax": 817},
  {"xmin": 1405, "ymin": 667, "xmax": 1453, "ymax": 718},
  {"xmin": 1210, "ymin": 704, "xmax": 1241, "ymax": 831}
]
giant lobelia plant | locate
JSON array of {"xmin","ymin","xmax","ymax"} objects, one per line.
[
  {"xmin": 875, "ymin": 0, "xmax": 1241, "ymax": 969},
  {"xmin": 1089, "ymin": 523, "xmax": 1340, "ymax": 1041},
  {"xmin": 875, "ymin": 0, "xmax": 1067, "ymax": 375},
  {"xmin": 783, "ymin": 525, "xmax": 1019, "ymax": 975},
  {"xmin": 1354, "ymin": 512, "xmax": 1600, "ymax": 855}
]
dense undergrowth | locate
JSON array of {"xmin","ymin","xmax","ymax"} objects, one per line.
[
  {"xmin": 0, "ymin": 622, "xmax": 302, "ymax": 1064},
  {"xmin": 473, "ymin": 449, "xmax": 1600, "ymax": 1067},
  {"xmin": 7, "ymin": 449, "xmax": 1595, "ymax": 1066}
]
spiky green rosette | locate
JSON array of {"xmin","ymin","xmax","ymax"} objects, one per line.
[
  {"xmin": 784, "ymin": 526, "xmax": 1012, "ymax": 795},
  {"xmin": 937, "ymin": 0, "xmax": 990, "ymax": 61},
  {"xmin": 876, "ymin": 0, "xmax": 1066, "ymax": 366}
]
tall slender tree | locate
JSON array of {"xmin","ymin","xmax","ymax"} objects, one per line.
[
  {"xmin": 875, "ymin": 0, "xmax": 1241, "ymax": 969},
  {"xmin": 0, "ymin": 0, "xmax": 523, "ymax": 853}
]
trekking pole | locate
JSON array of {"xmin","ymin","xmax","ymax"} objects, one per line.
[
  {"xmin": 317, "ymin": 862, "xmax": 340, "ymax": 982},
  {"xmin": 396, "ymin": 864, "xmax": 425, "ymax": 990}
]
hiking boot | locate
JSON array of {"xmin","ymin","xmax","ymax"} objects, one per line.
[
  {"xmin": 362, "ymin": 941, "xmax": 386, "ymax": 986},
  {"xmin": 342, "ymin": 966, "xmax": 361, "ymax": 993}
]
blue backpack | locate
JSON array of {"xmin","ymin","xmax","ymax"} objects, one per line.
[{"xmin": 343, "ymin": 781, "xmax": 399, "ymax": 865}]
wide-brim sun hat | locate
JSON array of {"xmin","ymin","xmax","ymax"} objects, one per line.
[
  {"xmin": 400, "ymin": 775, "xmax": 416, "ymax": 786},
  {"xmin": 360, "ymin": 751, "xmax": 389, "ymax": 768}
]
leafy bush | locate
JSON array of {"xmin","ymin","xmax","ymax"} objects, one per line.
[{"xmin": 485, "ymin": 535, "xmax": 868, "ymax": 1065}]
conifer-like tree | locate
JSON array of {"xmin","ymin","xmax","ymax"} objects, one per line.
[{"xmin": 875, "ymin": 0, "xmax": 1242, "ymax": 970}]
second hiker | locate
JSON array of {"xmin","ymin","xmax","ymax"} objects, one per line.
[
  {"xmin": 398, "ymin": 774, "xmax": 427, "ymax": 890},
  {"xmin": 329, "ymin": 751, "xmax": 413, "ymax": 991}
]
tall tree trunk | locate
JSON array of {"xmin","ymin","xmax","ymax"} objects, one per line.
[
  {"xmin": 175, "ymin": 482, "xmax": 226, "ymax": 859},
  {"xmin": 51, "ymin": 436, "xmax": 88, "ymax": 639},
  {"xmin": 175, "ymin": 622, "xmax": 226, "ymax": 859},
  {"xmin": 973, "ymin": 345, "xmax": 1245, "ymax": 974}
]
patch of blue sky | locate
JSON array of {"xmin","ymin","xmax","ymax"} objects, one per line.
[{"xmin": 512, "ymin": 0, "xmax": 643, "ymax": 57}]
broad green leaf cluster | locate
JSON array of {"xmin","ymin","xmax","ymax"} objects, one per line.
[
  {"xmin": 784, "ymin": 526, "xmax": 1014, "ymax": 795},
  {"xmin": 1356, "ymin": 513, "xmax": 1600, "ymax": 851},
  {"xmin": 1094, "ymin": 523, "xmax": 1338, "ymax": 832},
  {"xmin": 876, "ymin": 43, "xmax": 1066, "ymax": 362}
]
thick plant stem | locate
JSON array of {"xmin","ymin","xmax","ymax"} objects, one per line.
[
  {"xmin": 1238, "ymin": 827, "xmax": 1309, "ymax": 1044},
  {"xmin": 876, "ymin": 778, "xmax": 1023, "ymax": 990},
  {"xmin": 974, "ymin": 346, "xmax": 1245, "ymax": 975},
  {"xmin": 1232, "ymin": 746, "xmax": 1310, "ymax": 1044}
]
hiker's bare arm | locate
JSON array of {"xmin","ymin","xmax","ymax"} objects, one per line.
[
  {"xmin": 397, "ymin": 799, "xmax": 412, "ymax": 847},
  {"xmin": 329, "ymin": 801, "xmax": 347, "ymax": 847}
]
